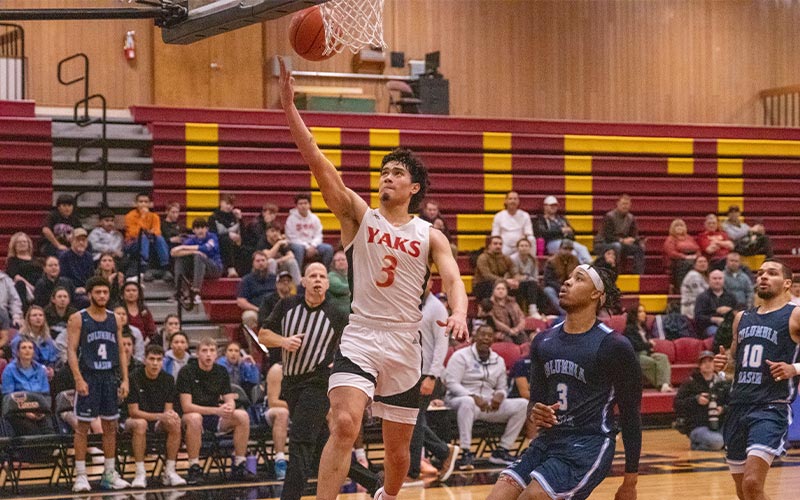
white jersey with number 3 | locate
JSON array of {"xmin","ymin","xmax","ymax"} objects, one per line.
[{"xmin": 346, "ymin": 208, "xmax": 431, "ymax": 326}]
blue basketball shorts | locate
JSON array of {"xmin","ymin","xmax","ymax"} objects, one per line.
[
  {"xmin": 75, "ymin": 370, "xmax": 119, "ymax": 421},
  {"xmin": 724, "ymin": 403, "xmax": 790, "ymax": 472}
]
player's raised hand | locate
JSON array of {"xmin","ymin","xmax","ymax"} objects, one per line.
[
  {"xmin": 529, "ymin": 402, "xmax": 560, "ymax": 428},
  {"xmin": 437, "ymin": 312, "xmax": 468, "ymax": 342},
  {"xmin": 713, "ymin": 346, "xmax": 728, "ymax": 372},
  {"xmin": 277, "ymin": 56, "xmax": 295, "ymax": 109},
  {"xmin": 766, "ymin": 359, "xmax": 797, "ymax": 381}
]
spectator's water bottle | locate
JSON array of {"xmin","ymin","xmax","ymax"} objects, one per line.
[
  {"xmin": 708, "ymin": 393, "xmax": 720, "ymax": 431},
  {"xmin": 246, "ymin": 454, "xmax": 258, "ymax": 475}
]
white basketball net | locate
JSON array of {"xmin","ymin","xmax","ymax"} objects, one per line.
[{"xmin": 319, "ymin": 0, "xmax": 386, "ymax": 55}]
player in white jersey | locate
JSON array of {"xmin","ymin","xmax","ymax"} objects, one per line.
[{"xmin": 280, "ymin": 57, "xmax": 468, "ymax": 500}]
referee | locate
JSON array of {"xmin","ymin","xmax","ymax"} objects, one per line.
[{"xmin": 259, "ymin": 262, "xmax": 380, "ymax": 499}]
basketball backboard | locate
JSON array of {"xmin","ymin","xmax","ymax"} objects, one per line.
[{"xmin": 162, "ymin": 0, "xmax": 329, "ymax": 44}]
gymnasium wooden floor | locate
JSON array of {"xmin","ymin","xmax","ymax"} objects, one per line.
[{"xmin": 13, "ymin": 429, "xmax": 800, "ymax": 500}]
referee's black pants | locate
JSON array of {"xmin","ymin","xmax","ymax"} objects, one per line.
[{"xmin": 280, "ymin": 375, "xmax": 380, "ymax": 500}]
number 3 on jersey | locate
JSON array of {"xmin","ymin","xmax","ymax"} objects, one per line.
[
  {"xmin": 376, "ymin": 254, "xmax": 398, "ymax": 288},
  {"xmin": 557, "ymin": 383, "xmax": 568, "ymax": 411}
]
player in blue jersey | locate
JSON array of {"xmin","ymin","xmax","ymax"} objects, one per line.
[
  {"xmin": 713, "ymin": 259, "xmax": 800, "ymax": 500},
  {"xmin": 67, "ymin": 276, "xmax": 130, "ymax": 492},
  {"xmin": 488, "ymin": 264, "xmax": 641, "ymax": 500}
]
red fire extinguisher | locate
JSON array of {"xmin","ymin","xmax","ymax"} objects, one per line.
[{"xmin": 124, "ymin": 31, "xmax": 136, "ymax": 61}]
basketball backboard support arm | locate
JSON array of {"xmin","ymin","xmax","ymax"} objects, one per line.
[{"xmin": 0, "ymin": 3, "xmax": 188, "ymax": 28}]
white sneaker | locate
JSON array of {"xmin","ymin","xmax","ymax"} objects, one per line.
[
  {"xmin": 162, "ymin": 470, "xmax": 187, "ymax": 486},
  {"xmin": 660, "ymin": 383, "xmax": 674, "ymax": 393},
  {"xmin": 72, "ymin": 474, "xmax": 91, "ymax": 492},
  {"xmin": 100, "ymin": 470, "xmax": 131, "ymax": 490},
  {"xmin": 131, "ymin": 472, "xmax": 147, "ymax": 489},
  {"xmin": 193, "ymin": 294, "xmax": 202, "ymax": 304}
]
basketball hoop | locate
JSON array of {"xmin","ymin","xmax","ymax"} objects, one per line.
[{"xmin": 319, "ymin": 0, "xmax": 386, "ymax": 55}]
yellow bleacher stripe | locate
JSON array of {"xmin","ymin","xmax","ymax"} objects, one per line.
[
  {"xmin": 718, "ymin": 196, "xmax": 744, "ymax": 215},
  {"xmin": 185, "ymin": 190, "xmax": 219, "ymax": 209},
  {"xmin": 564, "ymin": 175, "xmax": 593, "ymax": 194},
  {"xmin": 718, "ymin": 178, "xmax": 743, "ymax": 196},
  {"xmin": 638, "ymin": 295, "xmax": 668, "ymax": 313},
  {"xmin": 616, "ymin": 275, "xmax": 641, "ymax": 293},
  {"xmin": 564, "ymin": 156, "xmax": 592, "ymax": 174},
  {"xmin": 311, "ymin": 191, "xmax": 326, "ymax": 211},
  {"xmin": 667, "ymin": 158, "xmax": 694, "ymax": 175},
  {"xmin": 565, "ymin": 215, "xmax": 593, "ymax": 233},
  {"xmin": 185, "ymin": 168, "xmax": 219, "ymax": 189},
  {"xmin": 483, "ymin": 153, "xmax": 512, "ymax": 172},
  {"xmin": 185, "ymin": 123, "xmax": 218, "ymax": 143},
  {"xmin": 741, "ymin": 254, "xmax": 766, "ymax": 270},
  {"xmin": 461, "ymin": 275, "xmax": 473, "ymax": 294},
  {"xmin": 483, "ymin": 132, "xmax": 512, "ymax": 151},
  {"xmin": 369, "ymin": 129, "xmax": 400, "ymax": 148},
  {"xmin": 717, "ymin": 159, "xmax": 743, "ymax": 176},
  {"xmin": 565, "ymin": 135, "xmax": 693, "ymax": 155},
  {"xmin": 310, "ymin": 127, "xmax": 341, "ymax": 146},
  {"xmin": 717, "ymin": 139, "xmax": 800, "ymax": 157},
  {"xmin": 318, "ymin": 213, "xmax": 341, "ymax": 231},
  {"xmin": 369, "ymin": 171, "xmax": 380, "ymax": 190},
  {"xmin": 565, "ymin": 195, "xmax": 593, "ymax": 214},
  {"xmin": 185, "ymin": 211, "xmax": 213, "ymax": 228},
  {"xmin": 370, "ymin": 192, "xmax": 380, "ymax": 208},
  {"xmin": 321, "ymin": 149, "xmax": 342, "ymax": 168},
  {"xmin": 457, "ymin": 234, "xmax": 486, "ymax": 252},
  {"xmin": 185, "ymin": 146, "xmax": 219, "ymax": 165},
  {"xmin": 575, "ymin": 234, "xmax": 593, "ymax": 252},
  {"xmin": 483, "ymin": 194, "xmax": 506, "ymax": 212},
  {"xmin": 484, "ymin": 174, "xmax": 513, "ymax": 193},
  {"xmin": 456, "ymin": 214, "xmax": 493, "ymax": 233},
  {"xmin": 370, "ymin": 151, "xmax": 390, "ymax": 168}
]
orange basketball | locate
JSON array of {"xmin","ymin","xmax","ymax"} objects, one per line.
[{"xmin": 289, "ymin": 6, "xmax": 334, "ymax": 62}]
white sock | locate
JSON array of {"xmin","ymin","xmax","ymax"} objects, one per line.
[
  {"xmin": 136, "ymin": 462, "xmax": 145, "ymax": 475},
  {"xmin": 234, "ymin": 455, "xmax": 246, "ymax": 466},
  {"xmin": 275, "ymin": 452, "xmax": 286, "ymax": 461},
  {"xmin": 189, "ymin": 458, "xmax": 200, "ymax": 467},
  {"xmin": 355, "ymin": 448, "xmax": 367, "ymax": 462},
  {"xmin": 75, "ymin": 460, "xmax": 87, "ymax": 476},
  {"xmin": 104, "ymin": 458, "xmax": 115, "ymax": 475},
  {"xmin": 166, "ymin": 459, "xmax": 177, "ymax": 473}
]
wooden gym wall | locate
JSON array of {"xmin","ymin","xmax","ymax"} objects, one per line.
[{"xmin": 11, "ymin": 0, "xmax": 800, "ymax": 124}]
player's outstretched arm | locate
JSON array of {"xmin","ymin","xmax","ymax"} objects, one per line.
[
  {"xmin": 430, "ymin": 229, "xmax": 468, "ymax": 341},
  {"xmin": 278, "ymin": 57, "xmax": 367, "ymax": 234}
]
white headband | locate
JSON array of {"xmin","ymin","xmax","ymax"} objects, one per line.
[{"xmin": 577, "ymin": 264, "xmax": 605, "ymax": 292}]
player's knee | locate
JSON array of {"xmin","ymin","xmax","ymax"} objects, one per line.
[
  {"xmin": 327, "ymin": 410, "xmax": 360, "ymax": 442},
  {"xmin": 127, "ymin": 418, "xmax": 146, "ymax": 435},
  {"xmin": 383, "ymin": 444, "xmax": 410, "ymax": 465},
  {"xmin": 741, "ymin": 473, "xmax": 765, "ymax": 497}
]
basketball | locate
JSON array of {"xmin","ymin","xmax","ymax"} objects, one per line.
[{"xmin": 288, "ymin": 6, "xmax": 334, "ymax": 62}]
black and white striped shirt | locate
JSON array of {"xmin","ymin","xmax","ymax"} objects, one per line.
[{"xmin": 264, "ymin": 295, "xmax": 347, "ymax": 378}]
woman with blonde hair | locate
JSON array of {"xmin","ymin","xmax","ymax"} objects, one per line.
[
  {"xmin": 5, "ymin": 231, "xmax": 42, "ymax": 309},
  {"xmin": 663, "ymin": 218, "xmax": 700, "ymax": 290},
  {"xmin": 13, "ymin": 304, "xmax": 59, "ymax": 371}
]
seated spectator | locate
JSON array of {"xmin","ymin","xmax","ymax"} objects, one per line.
[
  {"xmin": 258, "ymin": 271, "xmax": 296, "ymax": 328},
  {"xmin": 623, "ymin": 305, "xmax": 672, "ymax": 392},
  {"xmin": 216, "ymin": 341, "xmax": 260, "ymax": 398},
  {"xmin": 511, "ymin": 238, "xmax": 554, "ymax": 315},
  {"xmin": 722, "ymin": 205, "xmax": 773, "ymax": 257},
  {"xmin": 285, "ymin": 193, "xmax": 333, "ymax": 268},
  {"xmin": 13, "ymin": 305, "xmax": 59, "ymax": 371},
  {"xmin": 674, "ymin": 351, "xmax": 729, "ymax": 450},
  {"xmin": 592, "ymin": 247, "xmax": 619, "ymax": 278},
  {"xmin": 155, "ymin": 313, "xmax": 181, "ymax": 351},
  {"xmin": 595, "ymin": 194, "xmax": 645, "ymax": 274},
  {"xmin": 694, "ymin": 270, "xmax": 737, "ymax": 338},
  {"xmin": 542, "ymin": 240, "xmax": 578, "ymax": 316},
  {"xmin": 420, "ymin": 199, "xmax": 458, "ymax": 257},
  {"xmin": 48, "ymin": 287, "xmax": 78, "ymax": 364},
  {"xmin": 723, "ymin": 252, "xmax": 754, "ymax": 309},
  {"xmin": 257, "ymin": 221, "xmax": 301, "ymax": 285},
  {"xmin": 171, "ymin": 218, "xmax": 223, "ymax": 304},
  {"xmin": 473, "ymin": 235, "xmax": 518, "ymax": 299},
  {"xmin": 508, "ymin": 356, "xmax": 531, "ymax": 400},
  {"xmin": 327, "ymin": 250, "xmax": 351, "ymax": 318},
  {"xmin": 57, "ymin": 227, "xmax": 93, "ymax": 308},
  {"xmin": 124, "ymin": 344, "xmax": 186, "ymax": 488},
  {"xmin": 0, "ymin": 269, "xmax": 22, "ymax": 333},
  {"xmin": 5, "ymin": 231, "xmax": 42, "ymax": 311},
  {"xmin": 161, "ymin": 201, "xmax": 188, "ymax": 251},
  {"xmin": 432, "ymin": 216, "xmax": 458, "ymax": 258},
  {"xmin": 41, "ymin": 194, "xmax": 81, "ymax": 257},
  {"xmin": 490, "ymin": 280, "xmax": 527, "ymax": 345},
  {"xmin": 122, "ymin": 281, "xmax": 156, "ymax": 344},
  {"xmin": 33, "ymin": 256, "xmax": 74, "ymax": 308},
  {"xmin": 245, "ymin": 203, "xmax": 278, "ymax": 250},
  {"xmin": 492, "ymin": 191, "xmax": 534, "ymax": 256},
  {"xmin": 209, "ymin": 193, "xmax": 247, "ymax": 278},
  {"xmin": 88, "ymin": 208, "xmax": 124, "ymax": 263},
  {"xmin": 178, "ymin": 338, "xmax": 257, "ymax": 485},
  {"xmin": 236, "ymin": 252, "xmax": 276, "ymax": 313},
  {"xmin": 1, "ymin": 337, "xmax": 54, "ymax": 435},
  {"xmin": 163, "ymin": 331, "xmax": 192, "ymax": 380},
  {"xmin": 114, "ymin": 306, "xmax": 145, "ymax": 363},
  {"xmin": 681, "ymin": 255, "xmax": 709, "ymax": 319},
  {"xmin": 791, "ymin": 275, "xmax": 800, "ymax": 306},
  {"xmin": 532, "ymin": 195, "xmax": 592, "ymax": 263},
  {"xmin": 94, "ymin": 252, "xmax": 124, "ymax": 308},
  {"xmin": 662, "ymin": 218, "xmax": 701, "ymax": 289},
  {"xmin": 264, "ymin": 362, "xmax": 289, "ymax": 480},
  {"xmin": 697, "ymin": 214, "xmax": 735, "ymax": 270},
  {"xmin": 124, "ymin": 192, "xmax": 171, "ymax": 281},
  {"xmin": 445, "ymin": 324, "xmax": 527, "ymax": 470}
]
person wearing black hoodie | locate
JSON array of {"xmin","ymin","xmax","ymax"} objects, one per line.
[{"xmin": 673, "ymin": 350, "xmax": 730, "ymax": 451}]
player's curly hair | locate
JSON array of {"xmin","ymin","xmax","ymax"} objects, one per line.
[
  {"xmin": 381, "ymin": 148, "xmax": 429, "ymax": 212},
  {"xmin": 594, "ymin": 266, "xmax": 621, "ymax": 314}
]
